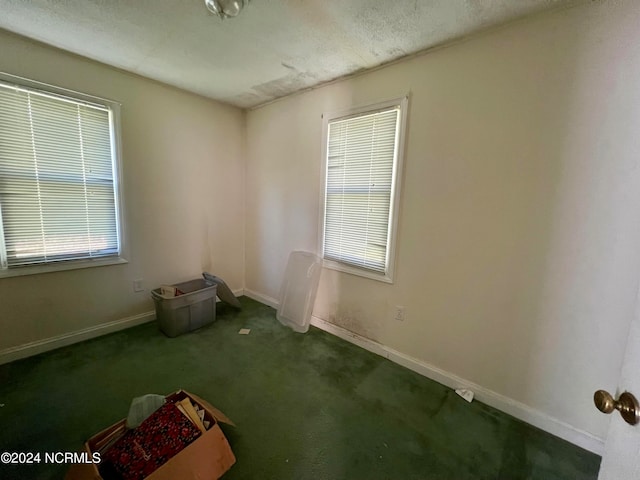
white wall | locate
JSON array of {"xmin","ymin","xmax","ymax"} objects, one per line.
[
  {"xmin": 3, "ymin": 0, "xmax": 640, "ymax": 451},
  {"xmin": 0, "ymin": 30, "xmax": 245, "ymax": 351},
  {"xmin": 245, "ymin": 0, "xmax": 640, "ymax": 444}
]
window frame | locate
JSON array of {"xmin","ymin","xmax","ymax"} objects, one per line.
[
  {"xmin": 0, "ymin": 72, "xmax": 127, "ymax": 278},
  {"xmin": 318, "ymin": 95, "xmax": 408, "ymax": 284}
]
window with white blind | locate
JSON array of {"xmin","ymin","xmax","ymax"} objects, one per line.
[
  {"xmin": 320, "ymin": 97, "xmax": 407, "ymax": 283},
  {"xmin": 0, "ymin": 74, "xmax": 124, "ymax": 276}
]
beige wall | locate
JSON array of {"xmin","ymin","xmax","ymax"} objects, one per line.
[
  {"xmin": 245, "ymin": 0, "xmax": 640, "ymax": 440},
  {"xmin": 0, "ymin": 30, "xmax": 245, "ymax": 350},
  {"xmin": 3, "ymin": 0, "xmax": 640, "ymax": 447}
]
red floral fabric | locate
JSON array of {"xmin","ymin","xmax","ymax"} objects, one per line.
[{"xmin": 102, "ymin": 401, "xmax": 201, "ymax": 480}]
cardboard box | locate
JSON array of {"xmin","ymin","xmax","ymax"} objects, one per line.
[{"xmin": 65, "ymin": 390, "xmax": 236, "ymax": 480}]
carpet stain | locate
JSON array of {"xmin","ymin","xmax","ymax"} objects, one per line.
[{"xmin": 0, "ymin": 297, "xmax": 600, "ymax": 480}]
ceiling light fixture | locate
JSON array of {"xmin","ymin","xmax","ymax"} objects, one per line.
[{"xmin": 204, "ymin": 0, "xmax": 249, "ymax": 19}]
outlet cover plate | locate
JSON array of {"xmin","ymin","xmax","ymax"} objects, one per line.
[{"xmin": 133, "ymin": 279, "xmax": 144, "ymax": 292}]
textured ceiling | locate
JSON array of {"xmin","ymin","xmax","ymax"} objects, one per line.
[{"xmin": 0, "ymin": 0, "xmax": 580, "ymax": 108}]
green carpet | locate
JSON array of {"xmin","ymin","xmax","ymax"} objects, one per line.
[{"xmin": 0, "ymin": 297, "xmax": 600, "ymax": 479}]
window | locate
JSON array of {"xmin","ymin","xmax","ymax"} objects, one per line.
[
  {"xmin": 320, "ymin": 97, "xmax": 407, "ymax": 283},
  {"xmin": 0, "ymin": 74, "xmax": 124, "ymax": 275}
]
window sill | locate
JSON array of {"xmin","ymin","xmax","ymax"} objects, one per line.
[
  {"xmin": 0, "ymin": 256, "xmax": 128, "ymax": 279},
  {"xmin": 322, "ymin": 259, "xmax": 394, "ymax": 284}
]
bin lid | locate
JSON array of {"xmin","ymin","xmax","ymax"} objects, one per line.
[{"xmin": 202, "ymin": 273, "xmax": 241, "ymax": 308}]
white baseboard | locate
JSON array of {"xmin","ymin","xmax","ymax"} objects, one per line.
[
  {"xmin": 0, "ymin": 288, "xmax": 246, "ymax": 366},
  {"xmin": 214, "ymin": 289, "xmax": 605, "ymax": 453},
  {"xmin": 243, "ymin": 288, "xmax": 279, "ymax": 309},
  {"xmin": 0, "ymin": 311, "xmax": 156, "ymax": 366},
  {"xmin": 308, "ymin": 314, "xmax": 604, "ymax": 455},
  {"xmin": 231, "ymin": 288, "xmax": 245, "ymax": 298},
  {"xmin": 2, "ymin": 288, "xmax": 604, "ymax": 455}
]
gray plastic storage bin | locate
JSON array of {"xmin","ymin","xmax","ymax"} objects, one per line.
[{"xmin": 151, "ymin": 279, "xmax": 217, "ymax": 337}]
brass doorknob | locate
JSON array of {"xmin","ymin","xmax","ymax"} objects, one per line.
[{"xmin": 594, "ymin": 390, "xmax": 640, "ymax": 426}]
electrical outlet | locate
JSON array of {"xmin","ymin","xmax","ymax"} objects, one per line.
[
  {"xmin": 394, "ymin": 305, "xmax": 405, "ymax": 321},
  {"xmin": 133, "ymin": 279, "xmax": 144, "ymax": 292}
]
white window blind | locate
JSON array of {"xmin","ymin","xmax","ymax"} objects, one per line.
[
  {"xmin": 0, "ymin": 81, "xmax": 120, "ymax": 268},
  {"xmin": 323, "ymin": 106, "xmax": 401, "ymax": 275}
]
